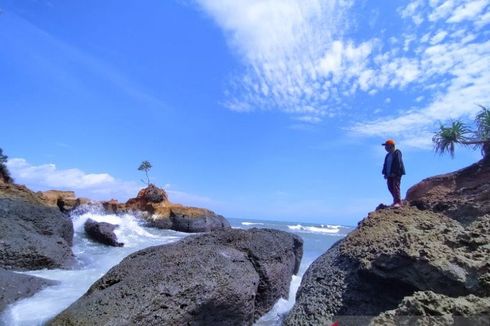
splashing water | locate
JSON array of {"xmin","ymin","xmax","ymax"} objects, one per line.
[{"xmin": 1, "ymin": 206, "xmax": 188, "ymax": 326}]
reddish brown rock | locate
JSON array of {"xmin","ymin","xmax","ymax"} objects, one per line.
[
  {"xmin": 406, "ymin": 159, "xmax": 490, "ymax": 224},
  {"xmin": 116, "ymin": 185, "xmax": 231, "ymax": 233},
  {"xmin": 40, "ymin": 190, "xmax": 89, "ymax": 213}
]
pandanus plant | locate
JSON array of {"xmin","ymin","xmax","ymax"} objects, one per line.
[{"xmin": 432, "ymin": 105, "xmax": 490, "ymax": 162}]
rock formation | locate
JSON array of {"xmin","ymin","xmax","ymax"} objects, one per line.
[
  {"xmin": 84, "ymin": 218, "xmax": 124, "ymax": 247},
  {"xmin": 40, "ymin": 190, "xmax": 89, "ymax": 213},
  {"xmin": 101, "ymin": 184, "xmax": 231, "ymax": 233},
  {"xmin": 285, "ymin": 159, "xmax": 490, "ymax": 326},
  {"xmin": 406, "ymin": 159, "xmax": 490, "ymax": 224},
  {"xmin": 0, "ymin": 183, "xmax": 75, "ymax": 270},
  {"xmin": 0, "ymin": 269, "xmax": 57, "ymax": 312},
  {"xmin": 49, "ymin": 228, "xmax": 303, "ymax": 326}
]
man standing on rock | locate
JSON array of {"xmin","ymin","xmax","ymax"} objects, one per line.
[{"xmin": 382, "ymin": 139, "xmax": 405, "ymax": 207}]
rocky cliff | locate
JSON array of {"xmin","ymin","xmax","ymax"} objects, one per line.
[{"xmin": 285, "ymin": 159, "xmax": 490, "ymax": 325}]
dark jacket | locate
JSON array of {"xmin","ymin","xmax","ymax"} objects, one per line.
[{"xmin": 382, "ymin": 149, "xmax": 405, "ymax": 177}]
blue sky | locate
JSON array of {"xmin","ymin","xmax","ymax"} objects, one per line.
[{"xmin": 1, "ymin": 0, "xmax": 489, "ymax": 225}]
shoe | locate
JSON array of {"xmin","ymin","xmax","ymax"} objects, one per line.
[{"xmin": 392, "ymin": 203, "xmax": 402, "ymax": 208}]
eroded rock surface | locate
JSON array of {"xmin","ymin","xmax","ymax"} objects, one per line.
[
  {"xmin": 371, "ymin": 291, "xmax": 490, "ymax": 326},
  {"xmin": 407, "ymin": 160, "xmax": 490, "ymax": 224}
]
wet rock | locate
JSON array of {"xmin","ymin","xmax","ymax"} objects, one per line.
[
  {"xmin": 84, "ymin": 218, "xmax": 123, "ymax": 247},
  {"xmin": 0, "ymin": 183, "xmax": 74, "ymax": 271},
  {"xmin": 0, "ymin": 269, "xmax": 57, "ymax": 312},
  {"xmin": 49, "ymin": 228, "xmax": 303, "ymax": 325}
]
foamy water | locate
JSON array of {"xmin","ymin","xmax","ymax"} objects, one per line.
[
  {"xmin": 0, "ymin": 206, "xmax": 187, "ymax": 326},
  {"xmin": 1, "ymin": 213, "xmax": 350, "ymax": 325},
  {"xmin": 288, "ymin": 223, "xmax": 342, "ymax": 234}
]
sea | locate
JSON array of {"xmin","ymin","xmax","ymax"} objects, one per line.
[{"xmin": 0, "ymin": 207, "xmax": 353, "ymax": 326}]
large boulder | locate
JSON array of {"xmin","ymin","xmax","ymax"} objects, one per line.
[
  {"xmin": 84, "ymin": 218, "xmax": 123, "ymax": 247},
  {"xmin": 406, "ymin": 159, "xmax": 490, "ymax": 224},
  {"xmin": 0, "ymin": 269, "xmax": 57, "ymax": 312},
  {"xmin": 0, "ymin": 183, "xmax": 75, "ymax": 270},
  {"xmin": 285, "ymin": 206, "xmax": 489, "ymax": 326},
  {"xmin": 49, "ymin": 228, "xmax": 303, "ymax": 325}
]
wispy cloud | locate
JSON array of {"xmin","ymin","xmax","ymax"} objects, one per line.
[
  {"xmin": 195, "ymin": 0, "xmax": 490, "ymax": 141},
  {"xmin": 195, "ymin": 0, "xmax": 355, "ymax": 122},
  {"xmin": 350, "ymin": 0, "xmax": 490, "ymax": 148}
]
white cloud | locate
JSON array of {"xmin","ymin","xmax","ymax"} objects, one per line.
[
  {"xmin": 7, "ymin": 158, "xmax": 140, "ymax": 200},
  {"xmin": 447, "ymin": 0, "xmax": 488, "ymax": 23},
  {"xmin": 349, "ymin": 1, "xmax": 490, "ymax": 147},
  {"xmin": 6, "ymin": 158, "xmax": 217, "ymax": 208},
  {"xmin": 431, "ymin": 30, "xmax": 448, "ymax": 44},
  {"xmin": 195, "ymin": 0, "xmax": 489, "ymax": 137},
  {"xmin": 195, "ymin": 0, "xmax": 355, "ymax": 121}
]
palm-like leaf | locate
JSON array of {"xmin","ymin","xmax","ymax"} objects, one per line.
[
  {"xmin": 432, "ymin": 121, "xmax": 470, "ymax": 158},
  {"xmin": 475, "ymin": 105, "xmax": 490, "ymax": 140}
]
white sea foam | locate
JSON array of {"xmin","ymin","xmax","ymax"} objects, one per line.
[
  {"xmin": 1, "ymin": 215, "xmax": 345, "ymax": 326},
  {"xmin": 1, "ymin": 210, "xmax": 186, "ymax": 326},
  {"xmin": 288, "ymin": 224, "xmax": 341, "ymax": 234},
  {"xmin": 255, "ymin": 274, "xmax": 303, "ymax": 325},
  {"xmin": 241, "ymin": 221, "xmax": 265, "ymax": 226}
]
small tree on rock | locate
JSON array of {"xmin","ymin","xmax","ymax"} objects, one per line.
[
  {"xmin": 433, "ymin": 105, "xmax": 490, "ymax": 163},
  {"xmin": 0, "ymin": 148, "xmax": 13, "ymax": 183},
  {"xmin": 138, "ymin": 160, "xmax": 152, "ymax": 186}
]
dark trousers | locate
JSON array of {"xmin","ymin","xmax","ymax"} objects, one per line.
[{"xmin": 387, "ymin": 176, "xmax": 402, "ymax": 205}]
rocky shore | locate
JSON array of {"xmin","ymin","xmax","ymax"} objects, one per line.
[
  {"xmin": 285, "ymin": 159, "xmax": 490, "ymax": 325},
  {"xmin": 49, "ymin": 228, "xmax": 303, "ymax": 325},
  {"xmin": 1, "ymin": 158, "xmax": 489, "ymax": 324},
  {"xmin": 0, "ymin": 179, "xmax": 302, "ymax": 324}
]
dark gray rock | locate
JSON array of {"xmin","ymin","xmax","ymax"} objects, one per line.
[
  {"xmin": 84, "ymin": 218, "xmax": 123, "ymax": 247},
  {"xmin": 285, "ymin": 207, "xmax": 490, "ymax": 326},
  {"xmin": 169, "ymin": 207, "xmax": 231, "ymax": 233},
  {"xmin": 0, "ymin": 269, "xmax": 57, "ymax": 312},
  {"xmin": 0, "ymin": 197, "xmax": 74, "ymax": 271},
  {"xmin": 49, "ymin": 228, "xmax": 303, "ymax": 326},
  {"xmin": 179, "ymin": 228, "xmax": 303, "ymax": 317}
]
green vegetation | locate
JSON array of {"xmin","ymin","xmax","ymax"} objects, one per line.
[
  {"xmin": 0, "ymin": 148, "xmax": 13, "ymax": 183},
  {"xmin": 138, "ymin": 160, "xmax": 152, "ymax": 186},
  {"xmin": 433, "ymin": 105, "xmax": 490, "ymax": 160}
]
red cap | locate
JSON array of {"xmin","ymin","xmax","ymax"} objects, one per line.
[{"xmin": 382, "ymin": 139, "xmax": 395, "ymax": 146}]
